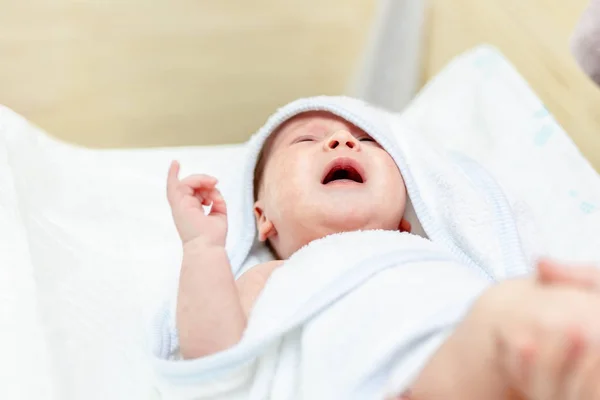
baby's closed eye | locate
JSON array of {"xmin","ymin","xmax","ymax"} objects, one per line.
[{"xmin": 292, "ymin": 135, "xmax": 318, "ymax": 144}]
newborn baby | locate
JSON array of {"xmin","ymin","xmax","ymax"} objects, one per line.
[
  {"xmin": 165, "ymin": 101, "xmax": 600, "ymax": 399},
  {"xmin": 171, "ymin": 110, "xmax": 413, "ymax": 357}
]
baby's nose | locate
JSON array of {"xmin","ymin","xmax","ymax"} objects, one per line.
[{"xmin": 324, "ymin": 130, "xmax": 360, "ymax": 151}]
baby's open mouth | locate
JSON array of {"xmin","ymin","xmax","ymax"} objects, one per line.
[{"xmin": 322, "ymin": 158, "xmax": 365, "ymax": 184}]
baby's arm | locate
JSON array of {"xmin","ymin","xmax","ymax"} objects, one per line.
[
  {"xmin": 179, "ymin": 254, "xmax": 281, "ymax": 358},
  {"xmin": 177, "ymin": 241, "xmax": 246, "ymax": 359},
  {"xmin": 167, "ymin": 162, "xmax": 282, "ymax": 359},
  {"xmin": 178, "ymin": 251, "xmax": 280, "ymax": 358},
  {"xmin": 167, "ymin": 161, "xmax": 246, "ymax": 359}
]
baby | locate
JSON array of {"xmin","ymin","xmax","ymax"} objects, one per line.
[
  {"xmin": 170, "ymin": 110, "xmax": 412, "ymax": 355},
  {"xmin": 166, "ymin": 106, "xmax": 600, "ymax": 399}
]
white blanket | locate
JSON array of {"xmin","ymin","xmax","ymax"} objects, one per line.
[
  {"xmin": 1, "ymin": 46, "xmax": 599, "ymax": 400},
  {"xmin": 155, "ymin": 231, "xmax": 491, "ymax": 399},
  {"xmin": 399, "ymin": 47, "xmax": 600, "ymax": 264}
]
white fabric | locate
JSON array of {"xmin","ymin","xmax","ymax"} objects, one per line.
[
  {"xmin": 399, "ymin": 46, "xmax": 600, "ymax": 264},
  {"xmin": 152, "ymin": 47, "xmax": 600, "ymax": 397},
  {"xmin": 0, "ymin": 45, "xmax": 598, "ymax": 399},
  {"xmin": 155, "ymin": 231, "xmax": 491, "ymax": 399},
  {"xmin": 0, "ymin": 114, "xmax": 249, "ymax": 399}
]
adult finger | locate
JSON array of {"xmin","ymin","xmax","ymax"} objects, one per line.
[
  {"xmin": 497, "ymin": 332, "xmax": 537, "ymax": 396},
  {"xmin": 559, "ymin": 328, "xmax": 590, "ymax": 400},
  {"xmin": 537, "ymin": 260, "xmax": 600, "ymax": 290},
  {"xmin": 384, "ymin": 393, "xmax": 411, "ymax": 400},
  {"xmin": 566, "ymin": 344, "xmax": 600, "ymax": 400},
  {"xmin": 534, "ymin": 328, "xmax": 587, "ymax": 400}
]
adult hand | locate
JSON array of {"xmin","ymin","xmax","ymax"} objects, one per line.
[
  {"xmin": 537, "ymin": 259, "xmax": 600, "ymax": 290},
  {"xmin": 495, "ymin": 261, "xmax": 600, "ymax": 400}
]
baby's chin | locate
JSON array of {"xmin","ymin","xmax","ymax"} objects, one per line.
[{"xmin": 318, "ymin": 206, "xmax": 390, "ymax": 232}]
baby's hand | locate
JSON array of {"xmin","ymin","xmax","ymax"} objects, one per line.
[{"xmin": 166, "ymin": 161, "xmax": 227, "ymax": 247}]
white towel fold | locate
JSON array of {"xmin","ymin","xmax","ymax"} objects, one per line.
[{"xmin": 155, "ymin": 231, "xmax": 491, "ymax": 399}]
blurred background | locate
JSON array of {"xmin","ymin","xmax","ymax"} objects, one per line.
[{"xmin": 1, "ymin": 0, "xmax": 599, "ymax": 167}]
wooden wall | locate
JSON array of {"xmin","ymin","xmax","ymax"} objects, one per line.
[
  {"xmin": 0, "ymin": 1, "xmax": 376, "ymax": 147},
  {"xmin": 425, "ymin": 0, "xmax": 600, "ymax": 169},
  {"xmin": 1, "ymin": 0, "xmax": 599, "ymax": 170}
]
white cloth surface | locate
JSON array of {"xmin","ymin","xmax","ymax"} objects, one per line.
[
  {"xmin": 155, "ymin": 231, "xmax": 491, "ymax": 399},
  {"xmin": 399, "ymin": 46, "xmax": 600, "ymax": 264},
  {"xmin": 0, "ymin": 45, "xmax": 598, "ymax": 399}
]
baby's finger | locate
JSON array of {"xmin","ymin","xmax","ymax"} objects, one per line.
[
  {"xmin": 166, "ymin": 161, "xmax": 181, "ymax": 201},
  {"xmin": 191, "ymin": 189, "xmax": 211, "ymax": 206},
  {"xmin": 537, "ymin": 260, "xmax": 600, "ymax": 290},
  {"xmin": 206, "ymin": 187, "xmax": 227, "ymax": 216},
  {"xmin": 168, "ymin": 160, "xmax": 180, "ymax": 179},
  {"xmin": 193, "ymin": 192, "xmax": 212, "ymax": 207},
  {"xmin": 181, "ymin": 174, "xmax": 218, "ymax": 190}
]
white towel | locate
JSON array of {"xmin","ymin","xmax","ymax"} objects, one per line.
[
  {"xmin": 155, "ymin": 231, "xmax": 491, "ymax": 399},
  {"xmin": 399, "ymin": 47, "xmax": 600, "ymax": 264},
  {"xmin": 152, "ymin": 92, "xmax": 600, "ymax": 398}
]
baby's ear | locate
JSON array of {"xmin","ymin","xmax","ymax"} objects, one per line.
[
  {"xmin": 399, "ymin": 218, "xmax": 412, "ymax": 233},
  {"xmin": 254, "ymin": 201, "xmax": 277, "ymax": 241}
]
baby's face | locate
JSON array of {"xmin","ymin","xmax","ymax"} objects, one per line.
[{"xmin": 254, "ymin": 111, "xmax": 407, "ymax": 258}]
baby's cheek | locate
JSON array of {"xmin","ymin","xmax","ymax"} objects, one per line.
[
  {"xmin": 270, "ymin": 156, "xmax": 316, "ymax": 210},
  {"xmin": 278, "ymin": 182, "xmax": 307, "ymax": 210},
  {"xmin": 267, "ymin": 176, "xmax": 301, "ymax": 212}
]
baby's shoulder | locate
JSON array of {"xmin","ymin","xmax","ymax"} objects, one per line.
[
  {"xmin": 237, "ymin": 260, "xmax": 283, "ymax": 283},
  {"xmin": 236, "ymin": 260, "xmax": 283, "ymax": 316}
]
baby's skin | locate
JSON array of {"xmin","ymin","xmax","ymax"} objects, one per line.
[{"xmin": 167, "ymin": 111, "xmax": 600, "ymax": 399}]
